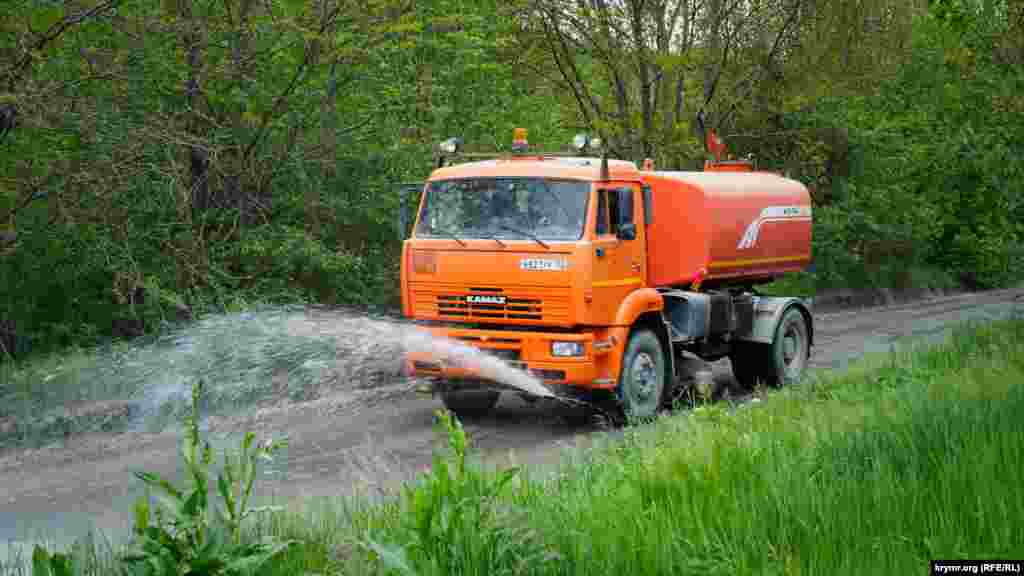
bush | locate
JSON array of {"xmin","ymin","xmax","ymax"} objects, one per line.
[
  {"xmin": 122, "ymin": 380, "xmax": 297, "ymax": 575},
  {"xmin": 779, "ymin": 12, "xmax": 1024, "ymax": 294},
  {"xmin": 364, "ymin": 410, "xmax": 548, "ymax": 576},
  {"xmin": 231, "ymin": 225, "xmax": 374, "ymax": 305},
  {"xmin": 19, "ymin": 380, "xmax": 298, "ymax": 575}
]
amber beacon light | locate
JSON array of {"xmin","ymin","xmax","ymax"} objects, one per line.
[{"xmin": 511, "ymin": 128, "xmax": 529, "ymax": 152}]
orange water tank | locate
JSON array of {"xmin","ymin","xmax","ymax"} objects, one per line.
[{"xmin": 641, "ymin": 170, "xmax": 812, "ymax": 288}]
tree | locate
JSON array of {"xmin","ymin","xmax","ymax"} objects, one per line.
[{"xmin": 517, "ymin": 0, "xmax": 814, "ymax": 166}]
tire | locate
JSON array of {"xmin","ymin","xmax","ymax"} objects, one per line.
[
  {"xmin": 440, "ymin": 387, "xmax": 500, "ymax": 419},
  {"xmin": 617, "ymin": 328, "xmax": 667, "ymax": 420},
  {"xmin": 730, "ymin": 307, "xmax": 810, "ymax": 389},
  {"xmin": 764, "ymin": 307, "xmax": 810, "ymax": 387}
]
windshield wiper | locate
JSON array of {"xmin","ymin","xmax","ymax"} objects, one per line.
[
  {"xmin": 495, "ymin": 223, "xmax": 549, "ymax": 249},
  {"xmin": 429, "ymin": 227, "xmax": 467, "ymax": 246},
  {"xmin": 474, "ymin": 230, "xmax": 506, "ymax": 247}
]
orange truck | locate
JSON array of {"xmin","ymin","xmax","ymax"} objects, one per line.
[{"xmin": 399, "ymin": 129, "xmax": 813, "ymax": 419}]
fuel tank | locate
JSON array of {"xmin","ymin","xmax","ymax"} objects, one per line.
[{"xmin": 641, "ymin": 170, "xmax": 812, "ymax": 287}]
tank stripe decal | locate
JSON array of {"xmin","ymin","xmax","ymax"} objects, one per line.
[
  {"xmin": 593, "ymin": 277, "xmax": 643, "ymax": 287},
  {"xmin": 737, "ymin": 205, "xmax": 813, "ymax": 250},
  {"xmin": 708, "ymin": 254, "xmax": 811, "ymax": 269}
]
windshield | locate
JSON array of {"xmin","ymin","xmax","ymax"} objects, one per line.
[{"xmin": 415, "ymin": 178, "xmax": 589, "ymax": 242}]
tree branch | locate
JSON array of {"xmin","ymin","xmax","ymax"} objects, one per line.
[
  {"xmin": 4, "ymin": 0, "xmax": 122, "ymax": 91},
  {"xmin": 240, "ymin": 2, "xmax": 346, "ymax": 162}
]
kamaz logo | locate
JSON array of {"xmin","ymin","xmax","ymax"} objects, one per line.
[{"xmin": 466, "ymin": 295, "xmax": 506, "ymax": 305}]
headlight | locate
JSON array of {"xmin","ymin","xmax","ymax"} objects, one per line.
[
  {"xmin": 551, "ymin": 341, "xmax": 584, "ymax": 357},
  {"xmin": 413, "ymin": 252, "xmax": 436, "ymax": 274}
]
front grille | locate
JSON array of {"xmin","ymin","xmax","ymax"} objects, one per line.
[{"xmin": 438, "ymin": 294, "xmax": 543, "ymax": 320}]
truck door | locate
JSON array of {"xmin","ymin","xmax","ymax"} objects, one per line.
[{"xmin": 591, "ymin": 184, "xmax": 647, "ymax": 325}]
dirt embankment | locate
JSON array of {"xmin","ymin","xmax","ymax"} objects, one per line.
[{"xmin": 809, "ymin": 285, "xmax": 968, "ymax": 314}]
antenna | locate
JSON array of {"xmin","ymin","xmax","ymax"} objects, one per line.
[{"xmin": 695, "ymin": 110, "xmax": 707, "ymax": 152}]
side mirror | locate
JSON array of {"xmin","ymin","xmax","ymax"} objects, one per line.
[
  {"xmin": 398, "ymin": 182, "xmax": 424, "ymax": 240},
  {"xmin": 617, "ymin": 222, "xmax": 637, "ymax": 241}
]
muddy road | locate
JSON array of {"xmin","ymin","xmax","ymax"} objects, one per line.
[{"xmin": 2, "ymin": 287, "xmax": 1022, "ymax": 556}]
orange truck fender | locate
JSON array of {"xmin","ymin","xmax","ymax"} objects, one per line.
[
  {"xmin": 612, "ymin": 288, "xmax": 664, "ymax": 326},
  {"xmin": 612, "ymin": 288, "xmax": 675, "ymax": 391}
]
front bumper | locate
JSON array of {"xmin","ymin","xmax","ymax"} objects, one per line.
[{"xmin": 404, "ymin": 325, "xmax": 629, "ymax": 390}]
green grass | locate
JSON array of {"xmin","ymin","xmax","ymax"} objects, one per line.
[
  {"xmin": 7, "ymin": 316, "xmax": 1024, "ymax": 575},
  {"xmin": 509, "ymin": 336, "xmax": 1024, "ymax": 575},
  {"xmin": 348, "ymin": 316, "xmax": 1024, "ymax": 575}
]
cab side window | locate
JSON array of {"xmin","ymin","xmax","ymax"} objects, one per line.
[
  {"xmin": 608, "ymin": 189, "xmax": 621, "ymax": 235},
  {"xmin": 596, "ymin": 190, "xmax": 609, "ymax": 235},
  {"xmin": 596, "ymin": 188, "xmax": 634, "ymax": 236}
]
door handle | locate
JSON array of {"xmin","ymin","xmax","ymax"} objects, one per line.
[
  {"xmin": 631, "ymin": 260, "xmax": 641, "ymax": 272},
  {"xmin": 596, "ymin": 247, "xmax": 605, "ymax": 258}
]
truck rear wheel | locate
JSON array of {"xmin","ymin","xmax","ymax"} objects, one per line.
[
  {"xmin": 730, "ymin": 307, "xmax": 809, "ymax": 389},
  {"xmin": 618, "ymin": 328, "xmax": 667, "ymax": 420},
  {"xmin": 766, "ymin": 307, "xmax": 810, "ymax": 387},
  {"xmin": 440, "ymin": 388, "xmax": 500, "ymax": 419}
]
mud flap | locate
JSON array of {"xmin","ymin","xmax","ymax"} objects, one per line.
[
  {"xmin": 738, "ymin": 296, "xmax": 814, "ymax": 348},
  {"xmin": 669, "ymin": 352, "xmax": 719, "ymax": 404}
]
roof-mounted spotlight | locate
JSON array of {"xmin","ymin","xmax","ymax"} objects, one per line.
[
  {"xmin": 439, "ymin": 137, "xmax": 463, "ymax": 155},
  {"xmin": 572, "ymin": 133, "xmax": 603, "ymax": 152}
]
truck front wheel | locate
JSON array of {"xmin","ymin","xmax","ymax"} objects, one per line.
[{"xmin": 618, "ymin": 328, "xmax": 667, "ymax": 420}]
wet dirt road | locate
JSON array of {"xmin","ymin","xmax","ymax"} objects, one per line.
[{"xmin": 2, "ymin": 286, "xmax": 1022, "ymax": 557}]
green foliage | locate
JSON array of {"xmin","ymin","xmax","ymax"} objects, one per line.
[
  {"xmin": 29, "ymin": 547, "xmax": 74, "ymax": 576},
  {"xmin": 0, "ymin": 0, "xmax": 575, "ymax": 362},
  {"xmin": 758, "ymin": 271, "xmax": 815, "ymax": 298},
  {"xmin": 15, "ymin": 379, "xmax": 300, "ymax": 575},
  {"xmin": 120, "ymin": 380, "xmax": 296, "ymax": 576},
  {"xmin": 364, "ymin": 409, "xmax": 547, "ymax": 576},
  {"xmin": 776, "ymin": 8, "xmax": 1024, "ymax": 292},
  {"xmin": 231, "ymin": 225, "xmax": 373, "ymax": 305}
]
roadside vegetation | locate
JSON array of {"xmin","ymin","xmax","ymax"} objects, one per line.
[
  {"xmin": 7, "ymin": 314, "xmax": 1023, "ymax": 575},
  {"xmin": 2, "ymin": 0, "xmax": 1023, "ymax": 363}
]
